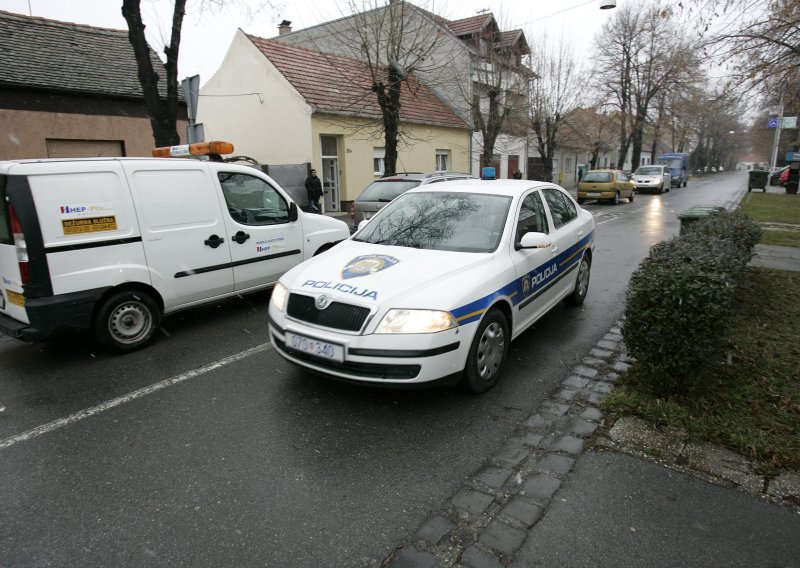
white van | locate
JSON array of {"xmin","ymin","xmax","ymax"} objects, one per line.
[{"xmin": 0, "ymin": 144, "xmax": 349, "ymax": 352}]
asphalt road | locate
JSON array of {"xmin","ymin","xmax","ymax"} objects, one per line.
[{"xmin": 0, "ymin": 171, "xmax": 748, "ymax": 567}]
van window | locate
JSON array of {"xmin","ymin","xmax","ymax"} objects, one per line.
[
  {"xmin": 0, "ymin": 176, "xmax": 10, "ymax": 244},
  {"xmin": 218, "ymin": 172, "xmax": 290, "ymax": 225}
]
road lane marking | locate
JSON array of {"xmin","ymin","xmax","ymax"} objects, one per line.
[{"xmin": 0, "ymin": 343, "xmax": 272, "ymax": 451}]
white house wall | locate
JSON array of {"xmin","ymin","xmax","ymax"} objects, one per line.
[
  {"xmin": 198, "ymin": 30, "xmax": 313, "ymax": 165},
  {"xmin": 471, "ymin": 132, "xmax": 527, "ymax": 179}
]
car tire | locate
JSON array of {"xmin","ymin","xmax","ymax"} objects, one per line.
[
  {"xmin": 564, "ymin": 254, "xmax": 591, "ymax": 306},
  {"xmin": 461, "ymin": 308, "xmax": 509, "ymax": 394},
  {"xmin": 684, "ymin": 180, "xmax": 688, "ymax": 188},
  {"xmin": 629, "ymin": 190, "xmax": 635, "ymax": 203},
  {"xmin": 611, "ymin": 191, "xmax": 620, "ymax": 205},
  {"xmin": 657, "ymin": 185, "xmax": 663, "ymax": 194},
  {"xmin": 94, "ymin": 290, "xmax": 161, "ymax": 353}
]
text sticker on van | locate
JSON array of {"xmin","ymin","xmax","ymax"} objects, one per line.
[{"xmin": 59, "ymin": 202, "xmax": 118, "ymax": 235}]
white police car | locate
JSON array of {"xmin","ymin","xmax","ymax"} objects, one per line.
[{"xmin": 268, "ymin": 179, "xmax": 595, "ymax": 393}]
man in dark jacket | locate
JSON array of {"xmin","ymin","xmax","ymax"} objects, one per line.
[{"xmin": 305, "ymin": 169, "xmax": 323, "ymax": 213}]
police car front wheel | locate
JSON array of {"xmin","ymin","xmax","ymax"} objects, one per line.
[
  {"xmin": 95, "ymin": 290, "xmax": 161, "ymax": 353},
  {"xmin": 462, "ymin": 308, "xmax": 509, "ymax": 394}
]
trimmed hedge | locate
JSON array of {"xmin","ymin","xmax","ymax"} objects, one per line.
[{"xmin": 622, "ymin": 212, "xmax": 761, "ymax": 394}]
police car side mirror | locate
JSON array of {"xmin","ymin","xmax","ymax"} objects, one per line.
[
  {"xmin": 289, "ymin": 202, "xmax": 299, "ymax": 222},
  {"xmin": 515, "ymin": 232, "xmax": 552, "ymax": 251}
]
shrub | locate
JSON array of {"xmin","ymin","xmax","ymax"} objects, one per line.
[{"xmin": 622, "ymin": 212, "xmax": 761, "ymax": 395}]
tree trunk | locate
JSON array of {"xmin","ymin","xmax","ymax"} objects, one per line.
[{"xmin": 121, "ymin": 0, "xmax": 185, "ymax": 147}]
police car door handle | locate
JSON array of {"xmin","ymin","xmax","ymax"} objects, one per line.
[
  {"xmin": 232, "ymin": 231, "xmax": 250, "ymax": 244},
  {"xmin": 550, "ymin": 245, "xmax": 559, "ymax": 255},
  {"xmin": 204, "ymin": 234, "xmax": 225, "ymax": 249}
]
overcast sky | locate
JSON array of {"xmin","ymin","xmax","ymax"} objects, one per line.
[{"xmin": 0, "ymin": 0, "xmax": 617, "ymax": 83}]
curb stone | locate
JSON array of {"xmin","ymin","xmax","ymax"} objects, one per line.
[
  {"xmin": 383, "ymin": 322, "xmax": 628, "ymax": 567},
  {"xmin": 383, "ymin": 319, "xmax": 800, "ymax": 567}
]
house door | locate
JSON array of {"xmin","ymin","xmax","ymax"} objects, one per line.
[{"xmin": 320, "ymin": 136, "xmax": 339, "ymax": 212}]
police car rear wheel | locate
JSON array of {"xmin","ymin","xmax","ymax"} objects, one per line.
[
  {"xmin": 462, "ymin": 309, "xmax": 509, "ymax": 394},
  {"xmin": 95, "ymin": 290, "xmax": 161, "ymax": 353},
  {"xmin": 565, "ymin": 255, "xmax": 591, "ymax": 306}
]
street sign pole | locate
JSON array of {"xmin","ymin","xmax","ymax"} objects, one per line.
[{"xmin": 769, "ymin": 92, "xmax": 784, "ymax": 171}]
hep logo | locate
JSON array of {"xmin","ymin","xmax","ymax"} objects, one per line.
[{"xmin": 60, "ymin": 205, "xmax": 87, "ymax": 214}]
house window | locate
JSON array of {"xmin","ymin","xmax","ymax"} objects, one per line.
[
  {"xmin": 436, "ymin": 150, "xmax": 450, "ymax": 172},
  {"xmin": 373, "ymin": 147, "xmax": 385, "ymax": 175}
]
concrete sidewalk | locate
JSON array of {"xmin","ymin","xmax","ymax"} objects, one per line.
[{"xmin": 750, "ymin": 243, "xmax": 800, "ymax": 271}]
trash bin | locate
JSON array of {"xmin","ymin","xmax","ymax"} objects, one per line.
[
  {"xmin": 677, "ymin": 205, "xmax": 725, "ymax": 235},
  {"xmin": 748, "ymin": 169, "xmax": 769, "ymax": 192}
]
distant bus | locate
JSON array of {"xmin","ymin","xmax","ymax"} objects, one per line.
[{"xmin": 657, "ymin": 153, "xmax": 690, "ymax": 187}]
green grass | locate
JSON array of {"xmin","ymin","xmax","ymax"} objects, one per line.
[
  {"xmin": 738, "ymin": 193, "xmax": 800, "ymax": 224},
  {"xmin": 737, "ymin": 193, "xmax": 800, "ymax": 248},
  {"xmin": 603, "ymin": 268, "xmax": 800, "ymax": 471}
]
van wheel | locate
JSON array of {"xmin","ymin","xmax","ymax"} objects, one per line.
[
  {"xmin": 94, "ymin": 290, "xmax": 161, "ymax": 353},
  {"xmin": 461, "ymin": 308, "xmax": 509, "ymax": 394}
]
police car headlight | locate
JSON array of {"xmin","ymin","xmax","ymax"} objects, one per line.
[
  {"xmin": 375, "ymin": 309, "xmax": 456, "ymax": 334},
  {"xmin": 270, "ymin": 282, "xmax": 288, "ymax": 312}
]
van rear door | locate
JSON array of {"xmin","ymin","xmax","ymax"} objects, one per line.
[{"xmin": 0, "ymin": 174, "xmax": 30, "ymax": 325}]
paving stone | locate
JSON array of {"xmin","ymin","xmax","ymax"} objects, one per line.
[
  {"xmin": 682, "ymin": 442, "xmax": 763, "ymax": 492},
  {"xmin": 522, "ymin": 474, "xmax": 562, "ymax": 499},
  {"xmin": 597, "ymin": 339, "xmax": 618, "ymax": 351},
  {"xmin": 461, "ymin": 545, "xmax": 503, "ymax": 568},
  {"xmin": 604, "ymin": 371, "xmax": 621, "ymax": 382},
  {"xmin": 613, "ymin": 361, "xmax": 631, "ymax": 373},
  {"xmin": 586, "ymin": 392, "xmax": 604, "ymax": 404},
  {"xmin": 581, "ymin": 356, "xmax": 606, "ymax": 367},
  {"xmin": 452, "ymin": 488, "xmax": 494, "ymax": 515},
  {"xmin": 593, "ymin": 381, "xmax": 614, "ymax": 394},
  {"xmin": 492, "ymin": 438, "xmax": 529, "ymax": 468},
  {"xmin": 539, "ymin": 400, "xmax": 570, "ymax": 416},
  {"xmin": 579, "ymin": 407, "xmax": 604, "ymax": 422},
  {"xmin": 569, "ymin": 417, "xmax": 599, "ymax": 437},
  {"xmin": 524, "ymin": 432, "xmax": 545, "ymax": 448},
  {"xmin": 617, "ymin": 352, "xmax": 636, "ymax": 363},
  {"xmin": 416, "ymin": 515, "xmax": 455, "ymax": 545},
  {"xmin": 387, "ymin": 546, "xmax": 437, "ymax": 568},
  {"xmin": 478, "ymin": 520, "xmax": 528, "ymax": 556},
  {"xmin": 604, "ymin": 332, "xmax": 624, "ymax": 341},
  {"xmin": 609, "ymin": 326, "xmax": 622, "ymax": 335},
  {"xmin": 475, "ymin": 466, "xmax": 513, "ymax": 489},
  {"xmin": 523, "ymin": 414, "xmax": 554, "ymax": 430},
  {"xmin": 551, "ymin": 435, "xmax": 584, "ymax": 455},
  {"xmin": 562, "ymin": 375, "xmax": 590, "ymax": 389},
  {"xmin": 554, "ymin": 388, "xmax": 578, "ymax": 401},
  {"xmin": 573, "ymin": 365, "xmax": 599, "ymax": 379},
  {"xmin": 590, "ymin": 347, "xmax": 613, "ymax": 358},
  {"xmin": 500, "ymin": 496, "xmax": 543, "ymax": 527},
  {"xmin": 537, "ymin": 453, "xmax": 576, "ymax": 475}
]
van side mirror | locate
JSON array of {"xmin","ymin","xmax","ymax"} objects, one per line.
[{"xmin": 289, "ymin": 202, "xmax": 298, "ymax": 222}]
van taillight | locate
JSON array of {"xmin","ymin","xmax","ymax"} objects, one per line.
[{"xmin": 8, "ymin": 204, "xmax": 28, "ymax": 284}]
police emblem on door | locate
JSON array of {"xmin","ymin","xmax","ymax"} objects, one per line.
[{"xmin": 342, "ymin": 255, "xmax": 399, "ymax": 279}]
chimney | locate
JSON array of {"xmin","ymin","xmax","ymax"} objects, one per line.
[{"xmin": 278, "ymin": 20, "xmax": 292, "ymax": 36}]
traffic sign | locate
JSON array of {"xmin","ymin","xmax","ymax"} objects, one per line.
[
  {"xmin": 782, "ymin": 116, "xmax": 797, "ymax": 129},
  {"xmin": 768, "ymin": 118, "xmax": 778, "ymax": 128}
]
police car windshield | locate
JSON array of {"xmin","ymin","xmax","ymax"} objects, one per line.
[
  {"xmin": 353, "ymin": 191, "xmax": 511, "ymax": 253},
  {"xmin": 634, "ymin": 166, "xmax": 662, "ymax": 175}
]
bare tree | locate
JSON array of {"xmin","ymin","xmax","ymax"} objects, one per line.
[
  {"xmin": 562, "ymin": 106, "xmax": 617, "ymax": 170},
  {"xmin": 595, "ymin": 1, "xmax": 699, "ymax": 170},
  {"xmin": 121, "ymin": 0, "xmax": 186, "ymax": 147},
  {"xmin": 683, "ymin": 0, "xmax": 800, "ymax": 104},
  {"xmin": 527, "ymin": 34, "xmax": 581, "ymax": 182}
]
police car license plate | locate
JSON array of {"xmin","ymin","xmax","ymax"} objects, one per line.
[{"xmin": 285, "ymin": 332, "xmax": 344, "ymax": 362}]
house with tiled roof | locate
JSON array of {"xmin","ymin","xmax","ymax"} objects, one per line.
[
  {"xmin": 0, "ymin": 10, "xmax": 187, "ymax": 160},
  {"xmin": 273, "ymin": 3, "xmax": 532, "ymax": 180},
  {"xmin": 198, "ymin": 30, "xmax": 471, "ymax": 213}
]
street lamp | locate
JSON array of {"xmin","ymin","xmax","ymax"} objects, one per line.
[{"xmin": 600, "ymin": 0, "xmax": 617, "ymax": 8}]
